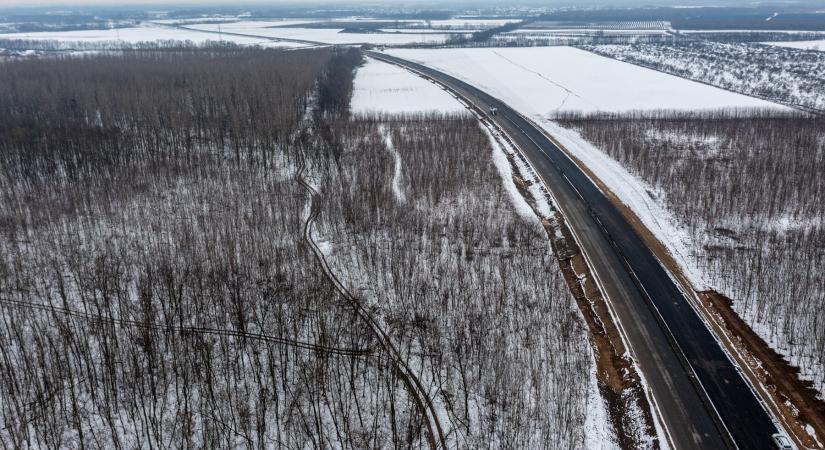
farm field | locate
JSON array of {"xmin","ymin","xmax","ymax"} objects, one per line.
[
  {"xmin": 382, "ymin": 44, "xmax": 825, "ymax": 445},
  {"xmin": 2, "ymin": 2, "xmax": 824, "ymax": 448},
  {"xmin": 188, "ymin": 21, "xmax": 454, "ymax": 45},
  {"xmin": 385, "ymin": 47, "xmax": 783, "ymax": 113},
  {"xmin": 584, "ymin": 41, "xmax": 825, "ymax": 111},
  {"xmin": 0, "ymin": 23, "xmax": 291, "ymax": 46},
  {"xmin": 351, "ymin": 58, "xmax": 467, "ymax": 114},
  {"xmin": 764, "ymin": 39, "xmax": 825, "ymax": 51}
]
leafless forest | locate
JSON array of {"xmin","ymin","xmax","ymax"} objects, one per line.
[
  {"xmin": 0, "ymin": 48, "xmax": 599, "ymax": 448},
  {"xmin": 582, "ymin": 42, "xmax": 825, "ymax": 112},
  {"xmin": 555, "ymin": 109, "xmax": 825, "ymax": 394},
  {"xmin": 307, "ymin": 113, "xmax": 598, "ymax": 448}
]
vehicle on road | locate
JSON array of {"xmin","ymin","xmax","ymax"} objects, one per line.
[
  {"xmin": 366, "ymin": 51, "xmax": 784, "ymax": 450},
  {"xmin": 772, "ymin": 433, "xmax": 793, "ymax": 449}
]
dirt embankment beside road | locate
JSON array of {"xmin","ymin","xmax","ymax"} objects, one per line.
[
  {"xmin": 543, "ymin": 127, "xmax": 825, "ymax": 449},
  {"xmin": 544, "ymin": 210, "xmax": 659, "ymax": 450},
  {"xmin": 497, "ymin": 130, "xmax": 660, "ymax": 449},
  {"xmin": 701, "ymin": 291, "xmax": 825, "ymax": 449}
]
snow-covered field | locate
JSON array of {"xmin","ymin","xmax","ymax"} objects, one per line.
[
  {"xmin": 584, "ymin": 42, "xmax": 825, "ymax": 111},
  {"xmin": 508, "ymin": 28, "xmax": 669, "ymax": 35},
  {"xmin": 351, "ymin": 58, "xmax": 467, "ymax": 114},
  {"xmin": 763, "ymin": 39, "xmax": 825, "ymax": 51},
  {"xmin": 376, "ymin": 47, "xmax": 780, "ymax": 279},
  {"xmin": 0, "ymin": 23, "xmax": 298, "ymax": 47},
  {"xmin": 348, "ymin": 52, "xmax": 619, "ymax": 448},
  {"xmin": 183, "ymin": 19, "xmax": 319, "ymax": 29},
  {"xmin": 379, "ymin": 28, "xmax": 463, "ymax": 34},
  {"xmin": 525, "ymin": 21, "xmax": 671, "ymax": 30},
  {"xmin": 189, "ymin": 21, "xmax": 451, "ymax": 45},
  {"xmin": 430, "ymin": 18, "xmax": 518, "ymax": 27},
  {"xmin": 382, "ymin": 45, "xmax": 824, "ymax": 423},
  {"xmin": 384, "ymin": 47, "xmax": 783, "ymax": 113},
  {"xmin": 150, "ymin": 17, "xmax": 247, "ymax": 25}
]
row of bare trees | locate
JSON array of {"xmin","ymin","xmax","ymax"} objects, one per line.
[
  {"xmin": 583, "ymin": 41, "xmax": 825, "ymax": 112},
  {"xmin": 555, "ymin": 109, "xmax": 825, "ymax": 395},
  {"xmin": 0, "ymin": 46, "xmax": 602, "ymax": 448},
  {"xmin": 307, "ymin": 114, "xmax": 597, "ymax": 448},
  {"xmin": 0, "ymin": 47, "xmax": 400, "ymax": 449}
]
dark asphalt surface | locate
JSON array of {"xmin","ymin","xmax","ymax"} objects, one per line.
[{"xmin": 369, "ymin": 51, "xmax": 780, "ymax": 450}]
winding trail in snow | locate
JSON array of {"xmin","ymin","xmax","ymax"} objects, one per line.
[
  {"xmin": 295, "ymin": 149, "xmax": 448, "ymax": 450},
  {"xmin": 378, "ymin": 125, "xmax": 406, "ymax": 203}
]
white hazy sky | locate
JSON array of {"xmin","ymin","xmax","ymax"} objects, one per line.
[
  {"xmin": 1, "ymin": 0, "xmax": 343, "ymax": 6},
  {"xmin": 0, "ymin": 0, "xmax": 740, "ymax": 8},
  {"xmin": 3, "ymin": 0, "xmax": 396, "ymax": 5},
  {"xmin": 0, "ymin": 0, "xmax": 666, "ymax": 7}
]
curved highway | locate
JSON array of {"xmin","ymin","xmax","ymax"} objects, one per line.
[{"xmin": 367, "ymin": 51, "xmax": 781, "ymax": 450}]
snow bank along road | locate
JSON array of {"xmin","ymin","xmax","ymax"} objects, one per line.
[{"xmin": 367, "ymin": 51, "xmax": 782, "ymax": 450}]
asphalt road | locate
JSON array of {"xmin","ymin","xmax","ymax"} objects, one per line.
[{"xmin": 368, "ymin": 51, "xmax": 780, "ymax": 450}]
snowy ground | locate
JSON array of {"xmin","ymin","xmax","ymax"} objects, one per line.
[
  {"xmin": 525, "ymin": 21, "xmax": 671, "ymax": 30},
  {"xmin": 0, "ymin": 23, "xmax": 299, "ymax": 47},
  {"xmin": 150, "ymin": 17, "xmax": 249, "ymax": 25},
  {"xmin": 189, "ymin": 21, "xmax": 452, "ymax": 45},
  {"xmin": 542, "ymin": 122, "xmax": 707, "ymax": 288},
  {"xmin": 349, "ymin": 53, "xmax": 618, "ymax": 448},
  {"xmin": 584, "ymin": 42, "xmax": 825, "ymax": 111},
  {"xmin": 183, "ymin": 19, "xmax": 321, "ymax": 29},
  {"xmin": 763, "ymin": 40, "xmax": 825, "ymax": 51},
  {"xmin": 507, "ymin": 28, "xmax": 669, "ymax": 35},
  {"xmin": 429, "ymin": 18, "xmax": 518, "ymax": 28},
  {"xmin": 382, "ymin": 45, "xmax": 785, "ymax": 302},
  {"xmin": 383, "ymin": 45, "xmax": 825, "ymax": 421},
  {"xmin": 351, "ymin": 58, "xmax": 467, "ymax": 115},
  {"xmin": 384, "ymin": 47, "xmax": 782, "ymax": 113}
]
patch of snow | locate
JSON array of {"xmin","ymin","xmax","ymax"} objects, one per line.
[
  {"xmin": 377, "ymin": 125, "xmax": 406, "ymax": 203},
  {"xmin": 508, "ymin": 28, "xmax": 669, "ymax": 35},
  {"xmin": 541, "ymin": 121, "xmax": 708, "ymax": 289},
  {"xmin": 150, "ymin": 17, "xmax": 244, "ymax": 25},
  {"xmin": 0, "ymin": 23, "xmax": 299, "ymax": 47},
  {"xmin": 384, "ymin": 47, "xmax": 785, "ymax": 113},
  {"xmin": 351, "ymin": 58, "xmax": 468, "ymax": 115},
  {"xmin": 763, "ymin": 39, "xmax": 825, "ymax": 51},
  {"xmin": 379, "ymin": 28, "xmax": 467, "ymax": 34},
  {"xmin": 484, "ymin": 126, "xmax": 542, "ymax": 224},
  {"xmin": 189, "ymin": 22, "xmax": 451, "ymax": 45},
  {"xmin": 680, "ymin": 29, "xmax": 819, "ymax": 33},
  {"xmin": 584, "ymin": 361, "xmax": 622, "ymax": 449},
  {"xmin": 196, "ymin": 19, "xmax": 321, "ymax": 29},
  {"xmin": 806, "ymin": 423, "xmax": 824, "ymax": 448},
  {"xmin": 314, "ymin": 238, "xmax": 332, "ymax": 256},
  {"xmin": 584, "ymin": 42, "xmax": 822, "ymax": 111},
  {"xmin": 430, "ymin": 18, "xmax": 519, "ymax": 27}
]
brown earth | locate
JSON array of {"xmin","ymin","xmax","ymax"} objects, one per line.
[
  {"xmin": 702, "ymin": 291, "xmax": 825, "ymax": 449},
  {"xmin": 477, "ymin": 111, "xmax": 662, "ymax": 449},
  {"xmin": 540, "ymin": 130, "xmax": 825, "ymax": 449},
  {"xmin": 499, "ymin": 132, "xmax": 660, "ymax": 448},
  {"xmin": 544, "ymin": 212, "xmax": 660, "ymax": 450}
]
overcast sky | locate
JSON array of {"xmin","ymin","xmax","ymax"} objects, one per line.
[{"xmin": 0, "ymin": 0, "xmax": 750, "ymax": 8}]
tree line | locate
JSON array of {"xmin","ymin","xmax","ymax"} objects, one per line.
[{"xmin": 555, "ymin": 108, "xmax": 825, "ymax": 396}]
